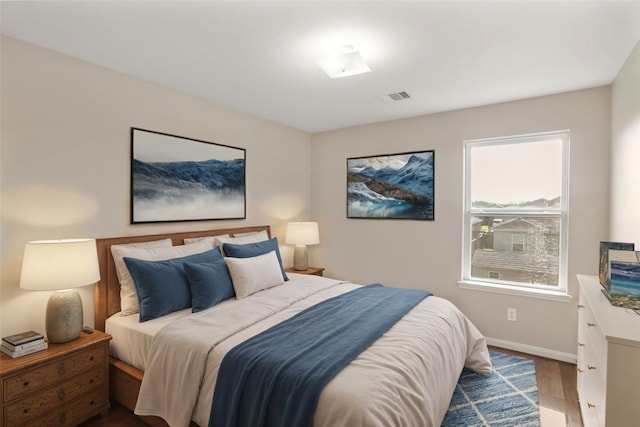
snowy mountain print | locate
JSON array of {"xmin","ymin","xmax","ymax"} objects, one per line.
[
  {"xmin": 347, "ymin": 151, "xmax": 434, "ymax": 219},
  {"xmin": 132, "ymin": 158, "xmax": 245, "ymax": 222}
]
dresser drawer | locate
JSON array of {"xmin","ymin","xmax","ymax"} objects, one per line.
[
  {"xmin": 580, "ymin": 399, "xmax": 601, "ymax": 427},
  {"xmin": 581, "ymin": 326, "xmax": 607, "ymax": 377},
  {"xmin": 3, "ymin": 345, "xmax": 104, "ymax": 402},
  {"xmin": 22, "ymin": 388, "xmax": 106, "ymax": 427},
  {"xmin": 578, "ymin": 365, "xmax": 605, "ymax": 427},
  {"xmin": 4, "ymin": 368, "xmax": 105, "ymax": 424},
  {"xmin": 578, "ymin": 292, "xmax": 607, "ymax": 372}
]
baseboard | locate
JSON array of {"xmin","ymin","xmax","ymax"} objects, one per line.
[{"xmin": 486, "ymin": 337, "xmax": 577, "ymax": 364}]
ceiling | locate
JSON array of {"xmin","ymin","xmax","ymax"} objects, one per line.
[{"xmin": 2, "ymin": 1, "xmax": 639, "ymax": 133}]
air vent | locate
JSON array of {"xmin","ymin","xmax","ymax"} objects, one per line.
[{"xmin": 381, "ymin": 91, "xmax": 412, "ymax": 102}]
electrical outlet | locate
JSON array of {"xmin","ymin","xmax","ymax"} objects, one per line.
[{"xmin": 507, "ymin": 308, "xmax": 517, "ymax": 321}]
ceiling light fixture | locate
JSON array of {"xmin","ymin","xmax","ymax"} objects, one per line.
[{"xmin": 318, "ymin": 45, "xmax": 371, "ymax": 78}]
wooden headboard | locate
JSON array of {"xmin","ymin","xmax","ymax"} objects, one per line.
[{"xmin": 94, "ymin": 225, "xmax": 271, "ymax": 331}]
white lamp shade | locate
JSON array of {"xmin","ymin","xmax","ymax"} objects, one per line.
[
  {"xmin": 20, "ymin": 239, "xmax": 100, "ymax": 291},
  {"xmin": 285, "ymin": 222, "xmax": 320, "ymax": 246}
]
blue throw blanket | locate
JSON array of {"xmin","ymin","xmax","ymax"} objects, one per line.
[{"xmin": 208, "ymin": 284, "xmax": 432, "ymax": 427}]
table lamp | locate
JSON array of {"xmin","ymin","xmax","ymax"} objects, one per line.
[
  {"xmin": 286, "ymin": 222, "xmax": 320, "ymax": 271},
  {"xmin": 19, "ymin": 239, "xmax": 100, "ymax": 343}
]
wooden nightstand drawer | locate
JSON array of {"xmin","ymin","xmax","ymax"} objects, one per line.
[
  {"xmin": 3, "ymin": 344, "xmax": 105, "ymax": 402},
  {"xmin": 5, "ymin": 368, "xmax": 105, "ymax": 424},
  {"xmin": 1, "ymin": 328, "xmax": 111, "ymax": 427},
  {"xmin": 22, "ymin": 388, "xmax": 106, "ymax": 427}
]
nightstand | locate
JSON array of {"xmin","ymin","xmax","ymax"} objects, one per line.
[
  {"xmin": 1, "ymin": 328, "xmax": 111, "ymax": 426},
  {"xmin": 285, "ymin": 266, "xmax": 325, "ymax": 277}
]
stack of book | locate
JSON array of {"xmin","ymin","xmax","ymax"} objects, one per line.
[{"xmin": 1, "ymin": 330, "xmax": 47, "ymax": 358}]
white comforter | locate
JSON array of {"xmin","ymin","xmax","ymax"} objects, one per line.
[{"xmin": 134, "ymin": 274, "xmax": 491, "ymax": 427}]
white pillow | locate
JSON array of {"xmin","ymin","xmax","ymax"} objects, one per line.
[
  {"xmin": 109, "ymin": 238, "xmax": 172, "ymax": 280},
  {"xmin": 215, "ymin": 230, "xmax": 269, "ymax": 255},
  {"xmin": 183, "ymin": 234, "xmax": 229, "ymax": 246},
  {"xmin": 111, "ymin": 238, "xmax": 172, "ymax": 250},
  {"xmin": 233, "ymin": 230, "xmax": 268, "ymax": 238},
  {"xmin": 224, "ymin": 251, "xmax": 284, "ymax": 299},
  {"xmin": 111, "ymin": 241, "xmax": 212, "ymax": 315}
]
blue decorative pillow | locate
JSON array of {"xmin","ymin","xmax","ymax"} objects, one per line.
[
  {"xmin": 184, "ymin": 258, "xmax": 235, "ymax": 312},
  {"xmin": 124, "ymin": 249, "xmax": 222, "ymax": 322},
  {"xmin": 222, "ymin": 237, "xmax": 289, "ymax": 281}
]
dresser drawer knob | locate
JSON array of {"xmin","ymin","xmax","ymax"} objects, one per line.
[
  {"xmin": 588, "ymin": 402, "xmax": 596, "ymax": 409},
  {"xmin": 587, "ymin": 322, "xmax": 597, "ymax": 327},
  {"xmin": 578, "ymin": 342, "xmax": 586, "ymax": 347},
  {"xmin": 89, "ymin": 378, "xmax": 95, "ymax": 384},
  {"xmin": 577, "ymin": 367, "xmax": 584, "ymax": 373},
  {"xmin": 578, "ymin": 304, "xmax": 585, "ymax": 309},
  {"xmin": 57, "ymin": 364, "xmax": 66, "ymax": 375},
  {"xmin": 23, "ymin": 408, "xmax": 29, "ymax": 414},
  {"xmin": 90, "ymin": 400, "xmax": 95, "ymax": 406},
  {"xmin": 22, "ymin": 380, "xmax": 30, "ymax": 388},
  {"xmin": 89, "ymin": 355, "xmax": 94, "ymax": 361},
  {"xmin": 58, "ymin": 388, "xmax": 66, "ymax": 400},
  {"xmin": 59, "ymin": 413, "xmax": 67, "ymax": 423},
  {"xmin": 588, "ymin": 365, "xmax": 597, "ymax": 370}
]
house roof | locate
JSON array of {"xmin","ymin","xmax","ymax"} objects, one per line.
[
  {"xmin": 472, "ymin": 250, "xmax": 559, "ymax": 275},
  {"xmin": 472, "ymin": 217, "xmax": 560, "ymax": 233}
]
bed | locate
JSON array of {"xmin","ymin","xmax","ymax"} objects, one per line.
[{"xmin": 94, "ymin": 225, "xmax": 491, "ymax": 427}]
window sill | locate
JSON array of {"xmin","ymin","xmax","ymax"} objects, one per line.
[{"xmin": 458, "ymin": 280, "xmax": 573, "ymax": 302}]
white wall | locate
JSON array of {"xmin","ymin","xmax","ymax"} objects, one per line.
[
  {"xmin": 311, "ymin": 87, "xmax": 611, "ymax": 359},
  {"xmin": 1, "ymin": 34, "xmax": 622, "ymax": 360},
  {"xmin": 0, "ymin": 36, "xmax": 312, "ymax": 338},
  {"xmin": 611, "ymin": 41, "xmax": 640, "ymax": 245}
]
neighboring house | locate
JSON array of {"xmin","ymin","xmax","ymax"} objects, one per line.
[{"xmin": 471, "ymin": 217, "xmax": 560, "ymax": 286}]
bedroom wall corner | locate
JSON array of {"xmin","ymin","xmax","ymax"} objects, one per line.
[
  {"xmin": 0, "ymin": 35, "xmax": 312, "ymax": 338},
  {"xmin": 309, "ymin": 87, "xmax": 611, "ymax": 357},
  {"xmin": 610, "ymin": 40, "xmax": 640, "ymax": 246}
]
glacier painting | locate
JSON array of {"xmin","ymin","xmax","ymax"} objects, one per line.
[
  {"xmin": 131, "ymin": 128, "xmax": 245, "ymax": 223},
  {"xmin": 347, "ymin": 151, "xmax": 434, "ymax": 220}
]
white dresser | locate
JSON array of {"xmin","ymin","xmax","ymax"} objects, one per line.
[{"xmin": 577, "ymin": 274, "xmax": 640, "ymax": 427}]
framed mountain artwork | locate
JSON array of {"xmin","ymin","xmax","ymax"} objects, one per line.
[
  {"xmin": 347, "ymin": 150, "xmax": 434, "ymax": 220},
  {"xmin": 130, "ymin": 128, "xmax": 246, "ymax": 223}
]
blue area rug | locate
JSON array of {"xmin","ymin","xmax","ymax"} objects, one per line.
[{"xmin": 442, "ymin": 350, "xmax": 540, "ymax": 427}]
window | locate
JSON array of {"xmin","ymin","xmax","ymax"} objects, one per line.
[
  {"xmin": 461, "ymin": 131, "xmax": 569, "ymax": 297},
  {"xmin": 511, "ymin": 234, "xmax": 524, "ymax": 252}
]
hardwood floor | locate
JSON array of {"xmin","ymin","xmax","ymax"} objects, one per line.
[
  {"xmin": 489, "ymin": 346, "xmax": 583, "ymax": 427},
  {"xmin": 80, "ymin": 346, "xmax": 583, "ymax": 427},
  {"xmin": 79, "ymin": 403, "xmax": 148, "ymax": 427}
]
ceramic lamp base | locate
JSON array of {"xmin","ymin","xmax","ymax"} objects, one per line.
[
  {"xmin": 46, "ymin": 289, "xmax": 83, "ymax": 344},
  {"xmin": 293, "ymin": 244, "xmax": 309, "ymax": 271}
]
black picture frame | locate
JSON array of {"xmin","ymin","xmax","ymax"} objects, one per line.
[
  {"xmin": 130, "ymin": 128, "xmax": 246, "ymax": 224},
  {"xmin": 347, "ymin": 150, "xmax": 434, "ymax": 220}
]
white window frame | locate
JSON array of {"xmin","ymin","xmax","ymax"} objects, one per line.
[{"xmin": 459, "ymin": 130, "xmax": 571, "ymax": 302}]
